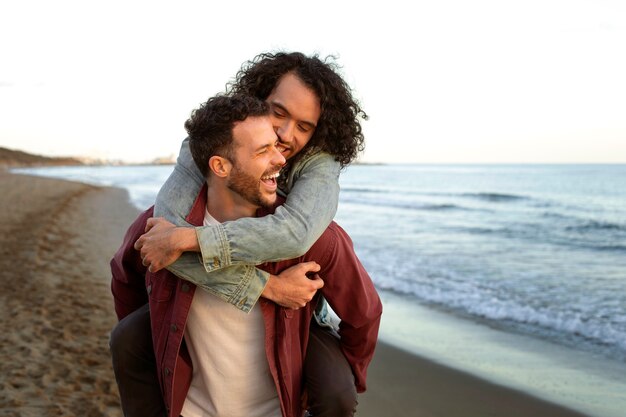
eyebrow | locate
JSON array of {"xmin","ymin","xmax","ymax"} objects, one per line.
[{"xmin": 271, "ymin": 102, "xmax": 317, "ymax": 130}]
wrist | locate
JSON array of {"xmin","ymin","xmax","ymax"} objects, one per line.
[
  {"xmin": 174, "ymin": 227, "xmax": 200, "ymax": 252},
  {"xmin": 261, "ymin": 274, "xmax": 278, "ymax": 301}
]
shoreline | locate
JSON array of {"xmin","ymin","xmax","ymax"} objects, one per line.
[
  {"xmin": 359, "ymin": 341, "xmax": 590, "ymax": 417},
  {"xmin": 0, "ymin": 171, "xmax": 595, "ymax": 416}
]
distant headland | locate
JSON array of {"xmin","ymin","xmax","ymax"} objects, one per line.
[
  {"xmin": 0, "ymin": 146, "xmax": 176, "ymax": 169},
  {"xmin": 0, "ymin": 146, "xmax": 83, "ymax": 169}
]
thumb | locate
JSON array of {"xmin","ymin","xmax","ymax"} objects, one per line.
[{"xmin": 310, "ymin": 274, "xmax": 324, "ymax": 289}]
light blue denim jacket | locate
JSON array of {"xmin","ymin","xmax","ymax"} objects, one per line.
[{"xmin": 154, "ymin": 138, "xmax": 340, "ymax": 313}]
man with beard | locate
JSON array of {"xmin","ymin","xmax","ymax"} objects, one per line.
[
  {"xmin": 111, "ymin": 52, "xmax": 372, "ymax": 417},
  {"xmin": 110, "ymin": 95, "xmax": 381, "ymax": 417}
]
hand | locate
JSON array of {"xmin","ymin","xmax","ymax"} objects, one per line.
[
  {"xmin": 133, "ymin": 217, "xmax": 198, "ymax": 273},
  {"xmin": 262, "ymin": 261, "xmax": 324, "ymax": 309}
]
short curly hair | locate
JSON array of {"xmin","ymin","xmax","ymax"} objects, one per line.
[
  {"xmin": 227, "ymin": 52, "xmax": 367, "ymax": 168},
  {"xmin": 185, "ymin": 95, "xmax": 269, "ymax": 177}
]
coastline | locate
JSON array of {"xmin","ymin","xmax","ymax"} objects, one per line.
[
  {"xmin": 358, "ymin": 341, "xmax": 590, "ymax": 417},
  {"xmin": 0, "ymin": 171, "xmax": 594, "ymax": 416}
]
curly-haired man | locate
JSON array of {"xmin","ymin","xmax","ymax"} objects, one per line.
[{"xmin": 110, "ymin": 52, "xmax": 376, "ymax": 417}]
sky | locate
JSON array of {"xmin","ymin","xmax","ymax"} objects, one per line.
[{"xmin": 1, "ymin": 0, "xmax": 625, "ymax": 164}]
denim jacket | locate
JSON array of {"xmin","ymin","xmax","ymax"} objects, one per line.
[{"xmin": 154, "ymin": 138, "xmax": 340, "ymax": 313}]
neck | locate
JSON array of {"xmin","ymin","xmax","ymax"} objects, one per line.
[{"xmin": 205, "ymin": 182, "xmax": 257, "ymax": 223}]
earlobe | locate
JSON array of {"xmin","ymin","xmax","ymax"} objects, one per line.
[{"xmin": 209, "ymin": 156, "xmax": 231, "ymax": 178}]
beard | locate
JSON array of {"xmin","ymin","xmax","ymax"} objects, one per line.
[{"xmin": 227, "ymin": 163, "xmax": 275, "ymax": 209}]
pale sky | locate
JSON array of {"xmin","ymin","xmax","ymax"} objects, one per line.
[{"xmin": 1, "ymin": 0, "xmax": 625, "ymax": 163}]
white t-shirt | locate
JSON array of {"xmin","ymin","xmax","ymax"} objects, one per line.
[{"xmin": 180, "ymin": 209, "xmax": 282, "ymax": 417}]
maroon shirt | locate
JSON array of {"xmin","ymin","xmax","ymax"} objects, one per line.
[{"xmin": 110, "ymin": 186, "xmax": 382, "ymax": 417}]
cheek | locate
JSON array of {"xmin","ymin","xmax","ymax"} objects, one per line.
[
  {"xmin": 299, "ymin": 132, "xmax": 314, "ymax": 146},
  {"xmin": 269, "ymin": 115, "xmax": 282, "ymax": 132}
]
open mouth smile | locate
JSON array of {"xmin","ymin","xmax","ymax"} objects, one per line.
[{"xmin": 260, "ymin": 171, "xmax": 280, "ymax": 188}]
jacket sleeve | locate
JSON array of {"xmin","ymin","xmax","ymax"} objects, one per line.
[
  {"xmin": 194, "ymin": 151, "xmax": 341, "ymax": 269},
  {"xmin": 311, "ymin": 222, "xmax": 383, "ymax": 393},
  {"xmin": 110, "ymin": 208, "xmax": 153, "ymax": 321},
  {"xmin": 153, "ymin": 138, "xmax": 340, "ymax": 313}
]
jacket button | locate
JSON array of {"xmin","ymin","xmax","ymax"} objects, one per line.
[
  {"xmin": 181, "ymin": 283, "xmax": 190, "ymax": 292},
  {"xmin": 164, "ymin": 368, "xmax": 171, "ymax": 376},
  {"xmin": 213, "ymin": 257, "xmax": 220, "ymax": 268},
  {"xmin": 170, "ymin": 324, "xmax": 177, "ymax": 332}
]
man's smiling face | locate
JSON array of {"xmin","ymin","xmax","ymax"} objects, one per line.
[
  {"xmin": 227, "ymin": 116, "xmax": 286, "ymax": 210},
  {"xmin": 265, "ymin": 72, "xmax": 321, "ymax": 160}
]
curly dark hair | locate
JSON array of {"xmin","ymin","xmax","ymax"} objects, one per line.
[
  {"xmin": 185, "ymin": 95, "xmax": 269, "ymax": 177},
  {"xmin": 226, "ymin": 52, "xmax": 367, "ymax": 168}
]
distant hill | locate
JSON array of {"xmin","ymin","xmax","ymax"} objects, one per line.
[{"xmin": 0, "ymin": 147, "xmax": 83, "ymax": 169}]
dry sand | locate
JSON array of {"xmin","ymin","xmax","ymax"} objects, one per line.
[{"xmin": 0, "ymin": 171, "xmax": 591, "ymax": 417}]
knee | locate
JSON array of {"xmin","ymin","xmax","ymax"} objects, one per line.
[
  {"xmin": 330, "ymin": 386, "xmax": 358, "ymax": 415},
  {"xmin": 309, "ymin": 384, "xmax": 357, "ymax": 417},
  {"xmin": 109, "ymin": 319, "xmax": 137, "ymax": 367},
  {"xmin": 109, "ymin": 307, "xmax": 153, "ymax": 366}
]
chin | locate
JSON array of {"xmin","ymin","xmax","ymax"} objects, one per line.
[{"xmin": 260, "ymin": 195, "xmax": 277, "ymax": 209}]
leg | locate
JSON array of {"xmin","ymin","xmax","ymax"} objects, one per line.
[
  {"xmin": 304, "ymin": 322, "xmax": 358, "ymax": 417},
  {"xmin": 109, "ymin": 303, "xmax": 166, "ymax": 417}
]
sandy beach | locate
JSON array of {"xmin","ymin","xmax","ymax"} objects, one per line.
[{"xmin": 0, "ymin": 170, "xmax": 592, "ymax": 417}]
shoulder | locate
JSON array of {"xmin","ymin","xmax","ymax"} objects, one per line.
[
  {"xmin": 284, "ymin": 152, "xmax": 340, "ymax": 191},
  {"xmin": 295, "ymin": 151, "xmax": 340, "ymax": 174},
  {"xmin": 125, "ymin": 206, "xmax": 154, "ymax": 240}
]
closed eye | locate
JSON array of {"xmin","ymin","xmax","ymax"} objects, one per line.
[
  {"xmin": 297, "ymin": 123, "xmax": 312, "ymax": 133},
  {"xmin": 273, "ymin": 109, "xmax": 286, "ymax": 118}
]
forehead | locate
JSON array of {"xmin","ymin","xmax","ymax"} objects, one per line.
[
  {"xmin": 232, "ymin": 116, "xmax": 276, "ymax": 150},
  {"xmin": 267, "ymin": 72, "xmax": 321, "ymax": 124}
]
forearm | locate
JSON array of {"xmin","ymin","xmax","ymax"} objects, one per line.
[
  {"xmin": 167, "ymin": 254, "xmax": 270, "ymax": 313},
  {"xmin": 197, "ymin": 152, "xmax": 341, "ymax": 270},
  {"xmin": 153, "ymin": 142, "xmax": 340, "ymax": 311}
]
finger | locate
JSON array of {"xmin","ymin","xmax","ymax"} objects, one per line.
[
  {"xmin": 300, "ymin": 261, "xmax": 321, "ymax": 273},
  {"xmin": 134, "ymin": 237, "xmax": 144, "ymax": 251},
  {"xmin": 145, "ymin": 217, "xmax": 157, "ymax": 233},
  {"xmin": 310, "ymin": 274, "xmax": 324, "ymax": 289}
]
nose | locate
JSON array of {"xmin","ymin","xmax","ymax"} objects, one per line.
[
  {"xmin": 276, "ymin": 120, "xmax": 295, "ymax": 144},
  {"xmin": 271, "ymin": 145, "xmax": 287, "ymax": 166}
]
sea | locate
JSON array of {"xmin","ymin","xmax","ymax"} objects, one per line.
[{"xmin": 13, "ymin": 163, "xmax": 626, "ymax": 417}]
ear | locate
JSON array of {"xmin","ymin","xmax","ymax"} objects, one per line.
[{"xmin": 208, "ymin": 155, "xmax": 232, "ymax": 178}]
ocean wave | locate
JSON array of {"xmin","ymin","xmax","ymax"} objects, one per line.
[
  {"xmin": 460, "ymin": 192, "xmax": 529, "ymax": 202},
  {"xmin": 340, "ymin": 196, "xmax": 475, "ymax": 212},
  {"xmin": 565, "ymin": 219, "xmax": 626, "ymax": 233},
  {"xmin": 341, "ymin": 187, "xmax": 390, "ymax": 194},
  {"xmin": 453, "ymin": 218, "xmax": 626, "ymax": 253},
  {"xmin": 374, "ymin": 276, "xmax": 626, "ymax": 358},
  {"xmin": 342, "ymin": 188, "xmax": 533, "ymax": 204}
]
